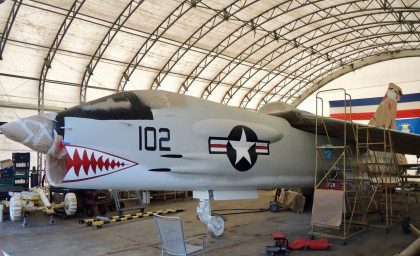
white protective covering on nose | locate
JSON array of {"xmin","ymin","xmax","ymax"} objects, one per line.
[
  {"xmin": 45, "ymin": 154, "xmax": 67, "ymax": 186},
  {"xmin": 0, "ymin": 113, "xmax": 58, "ymax": 154},
  {"xmin": 0, "ymin": 113, "xmax": 68, "ymax": 186}
]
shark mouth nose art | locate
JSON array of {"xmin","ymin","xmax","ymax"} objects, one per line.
[{"xmin": 63, "ymin": 145, "xmax": 138, "ymax": 183}]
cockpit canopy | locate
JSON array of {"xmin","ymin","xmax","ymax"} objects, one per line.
[{"xmin": 55, "ymin": 91, "xmax": 153, "ymax": 135}]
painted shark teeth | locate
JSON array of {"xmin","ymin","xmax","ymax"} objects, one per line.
[{"xmin": 63, "ymin": 145, "xmax": 138, "ymax": 182}]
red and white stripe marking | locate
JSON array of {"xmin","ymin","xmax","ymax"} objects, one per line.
[
  {"xmin": 255, "ymin": 142, "xmax": 269, "ymax": 154},
  {"xmin": 209, "ymin": 139, "xmax": 269, "ymax": 154},
  {"xmin": 209, "ymin": 139, "xmax": 228, "ymax": 153}
]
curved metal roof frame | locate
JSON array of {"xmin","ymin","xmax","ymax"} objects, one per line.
[
  {"xmin": 150, "ymin": 0, "xmax": 420, "ymax": 108},
  {"xmin": 260, "ymin": 39, "xmax": 419, "ymax": 107},
  {"xmin": 198, "ymin": 0, "xmax": 378, "ymax": 100},
  {"xmin": 79, "ymin": 0, "xmax": 144, "ymax": 103},
  {"xmin": 39, "ymin": 0, "xmax": 86, "ymax": 112},
  {"xmin": 178, "ymin": 0, "xmax": 308, "ymax": 96},
  {"xmin": 256, "ymin": 29, "xmax": 420, "ymax": 106},
  {"xmin": 243, "ymin": 13, "xmax": 420, "ymax": 108},
  {"xmin": 283, "ymin": 40, "xmax": 420, "ymax": 97},
  {"xmin": 295, "ymin": 49, "xmax": 420, "ymax": 106},
  {"xmin": 224, "ymin": 7, "xmax": 420, "ymax": 107},
  {"xmin": 117, "ymin": 0, "xmax": 198, "ymax": 92},
  {"xmin": 1, "ymin": 0, "xmax": 420, "ymax": 113},
  {"xmin": 149, "ymin": 0, "xmax": 258, "ymax": 91},
  {"xmin": 0, "ymin": 0, "xmax": 21, "ymax": 60},
  {"xmin": 215, "ymin": 0, "xmax": 377, "ymax": 104}
]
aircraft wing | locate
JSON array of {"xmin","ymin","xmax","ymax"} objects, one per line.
[{"xmin": 270, "ymin": 109, "xmax": 420, "ymax": 156}]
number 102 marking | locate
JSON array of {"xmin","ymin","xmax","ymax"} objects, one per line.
[{"xmin": 139, "ymin": 126, "xmax": 171, "ymax": 151}]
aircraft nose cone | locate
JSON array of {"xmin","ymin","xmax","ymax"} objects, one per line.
[{"xmin": 0, "ymin": 114, "xmax": 56, "ymax": 154}]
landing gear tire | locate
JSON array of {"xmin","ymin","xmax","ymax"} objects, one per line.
[
  {"xmin": 197, "ymin": 198, "xmax": 225, "ymax": 237},
  {"xmin": 64, "ymin": 193, "xmax": 77, "ymax": 216},
  {"xmin": 208, "ymin": 215, "xmax": 224, "ymax": 237},
  {"xmin": 9, "ymin": 196, "xmax": 23, "ymax": 221},
  {"xmin": 269, "ymin": 200, "xmax": 280, "ymax": 212}
]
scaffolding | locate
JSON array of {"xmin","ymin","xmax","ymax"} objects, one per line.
[
  {"xmin": 309, "ymin": 89, "xmax": 367, "ymax": 243},
  {"xmin": 309, "ymin": 88, "xmax": 411, "ymax": 243},
  {"xmin": 355, "ymin": 126, "xmax": 409, "ymax": 232}
]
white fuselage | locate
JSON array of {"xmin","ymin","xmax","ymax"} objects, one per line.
[{"xmin": 60, "ymin": 93, "xmax": 317, "ymax": 191}]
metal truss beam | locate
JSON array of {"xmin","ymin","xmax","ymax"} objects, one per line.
[
  {"xmin": 279, "ymin": 39, "xmax": 420, "ymax": 104},
  {"xmin": 0, "ymin": 0, "xmax": 23, "ymax": 60},
  {"xmin": 187, "ymin": 0, "xmax": 353, "ymax": 97},
  {"xmin": 80, "ymin": 0, "xmax": 143, "ymax": 103},
  {"xmin": 225, "ymin": 3, "xmax": 420, "ymax": 107},
  {"xmin": 207, "ymin": 0, "xmax": 372, "ymax": 102},
  {"xmin": 236, "ymin": 8, "xmax": 420, "ymax": 108},
  {"xmin": 117, "ymin": 0, "xmax": 200, "ymax": 92},
  {"xmin": 279, "ymin": 42, "xmax": 419, "ymax": 104},
  {"xmin": 149, "ymin": 0, "xmax": 258, "ymax": 91},
  {"xmin": 38, "ymin": 0, "xmax": 86, "ymax": 113},
  {"xmin": 15, "ymin": 0, "xmax": 420, "ymax": 112},
  {"xmin": 22, "ymin": 0, "xmax": 259, "ymax": 75},
  {"xmin": 243, "ymin": 27, "xmax": 419, "ymax": 108},
  {"xmin": 259, "ymin": 24, "xmax": 420, "ymax": 106},
  {"xmin": 36, "ymin": 0, "xmax": 86, "ymax": 179},
  {"xmin": 10, "ymin": 37, "xmax": 234, "ymax": 91},
  {"xmin": 195, "ymin": 0, "xmax": 323, "ymax": 99},
  {"xmin": 293, "ymin": 49, "xmax": 420, "ymax": 107},
  {"xmin": 257, "ymin": 41, "xmax": 401, "ymax": 107},
  {"xmin": 255, "ymin": 39, "xmax": 420, "ymax": 110}
]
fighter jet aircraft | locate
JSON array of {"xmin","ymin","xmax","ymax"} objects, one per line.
[{"xmin": 1, "ymin": 89, "xmax": 419, "ymax": 236}]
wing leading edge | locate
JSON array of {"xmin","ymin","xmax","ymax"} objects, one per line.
[{"xmin": 269, "ymin": 109, "xmax": 420, "ymax": 156}]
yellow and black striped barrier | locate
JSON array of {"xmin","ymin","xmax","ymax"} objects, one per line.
[{"xmin": 79, "ymin": 208, "xmax": 184, "ymax": 228}]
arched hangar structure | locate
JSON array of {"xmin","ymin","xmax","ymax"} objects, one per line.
[{"xmin": 0, "ymin": 0, "xmax": 420, "ymax": 113}]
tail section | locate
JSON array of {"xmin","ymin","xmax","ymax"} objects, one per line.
[{"xmin": 368, "ymin": 83, "xmax": 402, "ymax": 129}]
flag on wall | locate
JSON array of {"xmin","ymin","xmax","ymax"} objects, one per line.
[
  {"xmin": 329, "ymin": 93, "xmax": 420, "ymax": 135},
  {"xmin": 396, "ymin": 118, "xmax": 420, "ymax": 135}
]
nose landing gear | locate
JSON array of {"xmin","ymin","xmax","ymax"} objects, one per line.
[{"xmin": 197, "ymin": 198, "xmax": 224, "ymax": 237}]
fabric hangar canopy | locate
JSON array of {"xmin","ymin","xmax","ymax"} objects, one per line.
[{"xmin": 0, "ymin": 0, "xmax": 420, "ymax": 117}]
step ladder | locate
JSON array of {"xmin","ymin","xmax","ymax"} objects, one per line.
[
  {"xmin": 111, "ymin": 190, "xmax": 147, "ymax": 214},
  {"xmin": 310, "ymin": 88, "xmax": 367, "ymax": 243},
  {"xmin": 355, "ymin": 126, "xmax": 408, "ymax": 231}
]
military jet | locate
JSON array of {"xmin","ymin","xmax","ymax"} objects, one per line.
[{"xmin": 1, "ymin": 89, "xmax": 419, "ymax": 236}]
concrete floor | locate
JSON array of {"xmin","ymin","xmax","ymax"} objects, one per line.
[{"xmin": 0, "ymin": 190, "xmax": 418, "ymax": 256}]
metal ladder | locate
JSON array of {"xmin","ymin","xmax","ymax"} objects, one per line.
[
  {"xmin": 355, "ymin": 126, "xmax": 408, "ymax": 231},
  {"xmin": 111, "ymin": 190, "xmax": 147, "ymax": 214},
  {"xmin": 310, "ymin": 88, "xmax": 367, "ymax": 243}
]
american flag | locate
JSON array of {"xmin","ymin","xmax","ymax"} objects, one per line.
[{"xmin": 329, "ymin": 92, "xmax": 420, "ymax": 135}]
